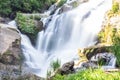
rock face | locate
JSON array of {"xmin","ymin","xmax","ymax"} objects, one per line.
[
  {"xmin": 0, "ymin": 23, "xmax": 24, "ymax": 79},
  {"xmin": 0, "ymin": 24, "xmax": 22, "ymax": 65},
  {"xmin": 0, "ymin": 23, "xmax": 44, "ymax": 80}
]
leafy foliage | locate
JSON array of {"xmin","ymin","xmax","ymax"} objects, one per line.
[
  {"xmin": 50, "ymin": 59, "xmax": 61, "ymax": 71},
  {"xmin": 16, "ymin": 13, "xmax": 39, "ymax": 35},
  {"xmin": 111, "ymin": 28, "xmax": 120, "ymax": 67},
  {"xmin": 98, "ymin": 24, "xmax": 114, "ymax": 45},
  {"xmin": 0, "ymin": 0, "xmax": 12, "ymax": 17},
  {"xmin": 0, "ymin": 0, "xmax": 57, "ymax": 17},
  {"xmin": 10, "ymin": 0, "xmax": 57, "ymax": 12},
  {"xmin": 53, "ymin": 69, "xmax": 120, "ymax": 80}
]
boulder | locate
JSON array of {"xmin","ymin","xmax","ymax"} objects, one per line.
[
  {"xmin": 0, "ymin": 24, "xmax": 23, "ymax": 65},
  {"xmin": 34, "ymin": 20, "xmax": 44, "ymax": 31},
  {"xmin": 49, "ymin": 61, "xmax": 75, "ymax": 80},
  {"xmin": 0, "ymin": 24, "xmax": 25, "ymax": 79},
  {"xmin": 59, "ymin": 61, "xmax": 75, "ymax": 75}
]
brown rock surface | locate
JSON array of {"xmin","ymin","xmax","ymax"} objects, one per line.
[
  {"xmin": 0, "ymin": 24, "xmax": 22, "ymax": 65},
  {"xmin": 0, "ymin": 23, "xmax": 43, "ymax": 80}
]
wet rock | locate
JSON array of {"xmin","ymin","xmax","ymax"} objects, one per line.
[
  {"xmin": 78, "ymin": 45, "xmax": 112, "ymax": 60},
  {"xmin": 91, "ymin": 52, "xmax": 116, "ymax": 67},
  {"xmin": 34, "ymin": 20, "xmax": 44, "ymax": 31},
  {"xmin": 74, "ymin": 60, "xmax": 98, "ymax": 71},
  {"xmin": 75, "ymin": 45, "xmax": 116, "ymax": 71},
  {"xmin": 74, "ymin": 52, "xmax": 116, "ymax": 72},
  {"xmin": 67, "ymin": 0, "xmax": 89, "ymax": 7},
  {"xmin": 0, "ymin": 23, "xmax": 28, "ymax": 79},
  {"xmin": 0, "ymin": 64, "xmax": 44, "ymax": 80},
  {"xmin": 59, "ymin": 4, "xmax": 72, "ymax": 14},
  {"xmin": 60, "ymin": 61, "xmax": 75, "ymax": 75},
  {"xmin": 0, "ymin": 17, "xmax": 10, "ymax": 23},
  {"xmin": 58, "ymin": 0, "xmax": 89, "ymax": 14},
  {"xmin": 81, "ymin": 61, "xmax": 98, "ymax": 69},
  {"xmin": 10, "ymin": 12, "xmax": 16, "ymax": 20}
]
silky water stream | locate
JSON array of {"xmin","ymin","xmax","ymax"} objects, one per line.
[{"xmin": 8, "ymin": 0, "xmax": 113, "ymax": 78}]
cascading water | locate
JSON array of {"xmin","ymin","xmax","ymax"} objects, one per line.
[{"xmin": 9, "ymin": 0, "xmax": 113, "ymax": 78}]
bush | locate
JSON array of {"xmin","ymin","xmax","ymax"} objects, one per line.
[
  {"xmin": 0, "ymin": 0, "xmax": 57, "ymax": 17},
  {"xmin": 16, "ymin": 13, "xmax": 39, "ymax": 35},
  {"xmin": 0, "ymin": 0, "xmax": 12, "ymax": 17},
  {"xmin": 111, "ymin": 29, "xmax": 120, "ymax": 67}
]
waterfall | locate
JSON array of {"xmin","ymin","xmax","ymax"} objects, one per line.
[{"xmin": 8, "ymin": 0, "xmax": 112, "ymax": 78}]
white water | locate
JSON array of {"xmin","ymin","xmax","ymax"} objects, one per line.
[
  {"xmin": 91, "ymin": 52, "xmax": 116, "ymax": 69},
  {"xmin": 9, "ymin": 0, "xmax": 112, "ymax": 78}
]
